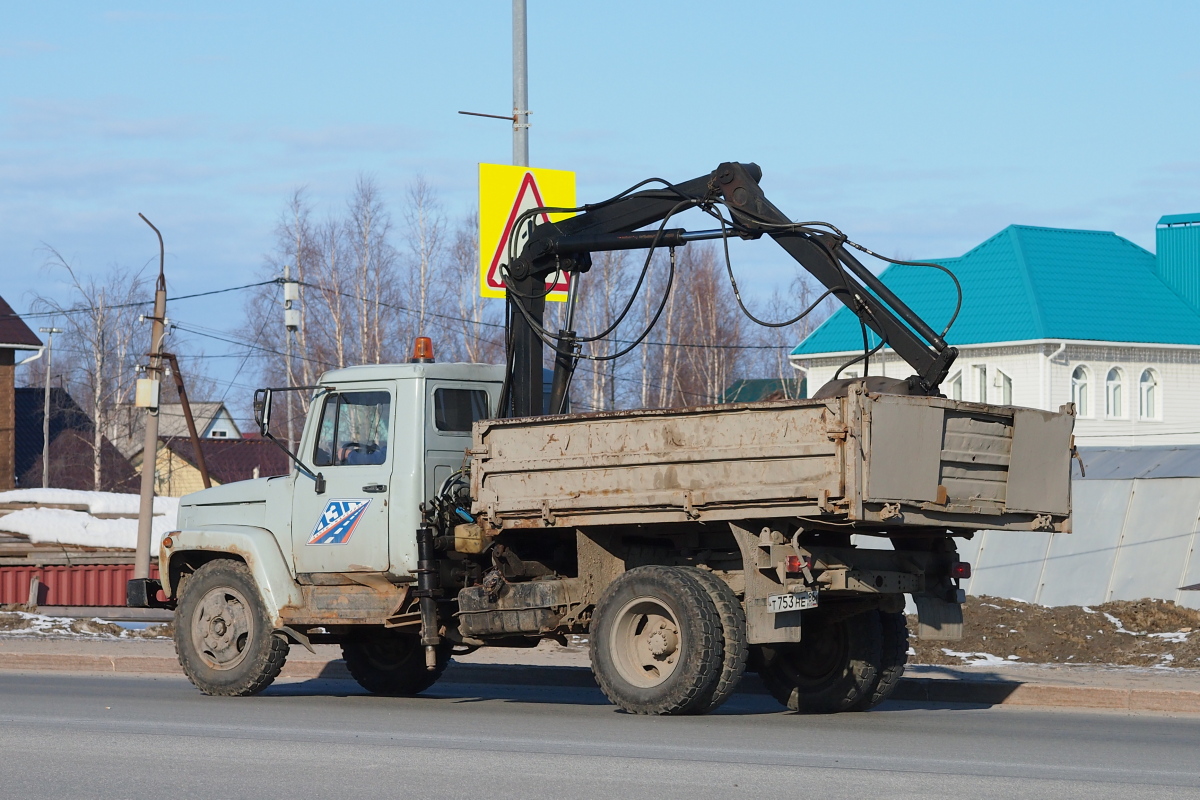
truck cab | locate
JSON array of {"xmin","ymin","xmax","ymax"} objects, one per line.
[
  {"xmin": 154, "ymin": 361, "xmax": 502, "ymax": 697},
  {"xmin": 173, "ymin": 361, "xmax": 502, "ymax": 582}
]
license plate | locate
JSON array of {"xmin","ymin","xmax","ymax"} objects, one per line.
[{"xmin": 767, "ymin": 590, "xmax": 819, "ymax": 613}]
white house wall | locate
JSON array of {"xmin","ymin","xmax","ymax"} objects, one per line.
[
  {"xmin": 792, "ymin": 340, "xmax": 1200, "ymax": 446},
  {"xmin": 1048, "ymin": 344, "xmax": 1200, "ymax": 447},
  {"xmin": 202, "ymin": 407, "xmax": 241, "ymax": 440}
]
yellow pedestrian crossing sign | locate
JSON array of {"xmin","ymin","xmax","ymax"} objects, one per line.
[{"xmin": 479, "ymin": 163, "xmax": 576, "ymax": 301}]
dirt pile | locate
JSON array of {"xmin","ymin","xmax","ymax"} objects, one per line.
[{"xmin": 910, "ymin": 596, "xmax": 1200, "ymax": 668}]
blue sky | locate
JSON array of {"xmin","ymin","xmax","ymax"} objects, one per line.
[{"xmin": 3, "ymin": 1, "xmax": 1199, "ymax": 395}]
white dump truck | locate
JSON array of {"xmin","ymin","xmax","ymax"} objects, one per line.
[{"xmin": 129, "ymin": 163, "xmax": 1075, "ymax": 714}]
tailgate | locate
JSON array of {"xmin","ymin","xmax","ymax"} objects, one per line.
[{"xmin": 861, "ymin": 393, "xmax": 1074, "ymax": 530}]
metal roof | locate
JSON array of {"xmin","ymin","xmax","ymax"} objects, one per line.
[
  {"xmin": 793, "ymin": 224, "xmax": 1200, "ymax": 356},
  {"xmin": 719, "ymin": 378, "xmax": 805, "ymax": 403},
  {"xmin": 0, "ymin": 295, "xmax": 42, "ymax": 350},
  {"xmin": 1158, "ymin": 212, "xmax": 1200, "ymax": 226},
  {"xmin": 1073, "ymin": 445, "xmax": 1200, "ymax": 480},
  {"xmin": 319, "ymin": 361, "xmax": 506, "ymax": 384}
]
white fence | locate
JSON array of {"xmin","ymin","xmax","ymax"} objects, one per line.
[{"xmin": 864, "ymin": 447, "xmax": 1200, "ymax": 608}]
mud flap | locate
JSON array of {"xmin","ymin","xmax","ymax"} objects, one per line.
[{"xmin": 914, "ymin": 595, "xmax": 964, "ymax": 640}]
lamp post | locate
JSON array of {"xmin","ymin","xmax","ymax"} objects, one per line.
[{"xmin": 37, "ymin": 327, "xmax": 63, "ymax": 489}]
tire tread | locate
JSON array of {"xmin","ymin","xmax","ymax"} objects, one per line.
[
  {"xmin": 174, "ymin": 559, "xmax": 288, "ymax": 697},
  {"xmin": 589, "ymin": 565, "xmax": 723, "ymax": 716}
]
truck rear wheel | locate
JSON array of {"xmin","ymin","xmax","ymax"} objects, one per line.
[
  {"xmin": 174, "ymin": 559, "xmax": 288, "ymax": 696},
  {"xmin": 341, "ymin": 632, "xmax": 450, "ymax": 696},
  {"xmin": 850, "ymin": 610, "xmax": 909, "ymax": 711},
  {"xmin": 590, "ymin": 566, "xmax": 722, "ymax": 716},
  {"xmin": 685, "ymin": 568, "xmax": 748, "ymax": 713},
  {"xmin": 757, "ymin": 608, "xmax": 881, "ymax": 714}
]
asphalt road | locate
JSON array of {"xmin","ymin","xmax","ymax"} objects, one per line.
[{"xmin": 1, "ymin": 670, "xmax": 1198, "ymax": 800}]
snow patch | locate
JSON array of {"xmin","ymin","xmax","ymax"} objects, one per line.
[
  {"xmin": 0, "ymin": 490, "xmax": 179, "ymax": 550},
  {"xmin": 941, "ymin": 648, "xmax": 1012, "ymax": 666},
  {"xmin": 0, "ymin": 488, "xmax": 177, "ymax": 516},
  {"xmin": 0, "ymin": 611, "xmax": 170, "ymax": 639}
]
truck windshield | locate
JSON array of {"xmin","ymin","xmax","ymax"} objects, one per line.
[{"xmin": 313, "ymin": 390, "xmax": 391, "ymax": 467}]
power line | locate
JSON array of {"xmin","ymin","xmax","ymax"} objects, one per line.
[
  {"xmin": 4, "ymin": 279, "xmax": 281, "ymax": 321},
  {"xmin": 298, "ymin": 280, "xmax": 816, "ymax": 352}
]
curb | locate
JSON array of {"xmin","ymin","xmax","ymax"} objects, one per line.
[{"xmin": 2, "ymin": 652, "xmax": 1198, "ymax": 712}]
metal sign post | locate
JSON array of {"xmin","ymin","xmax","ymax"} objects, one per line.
[{"xmin": 512, "ymin": 0, "xmax": 529, "ymax": 167}]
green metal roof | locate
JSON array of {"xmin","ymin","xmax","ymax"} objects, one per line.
[
  {"xmin": 719, "ymin": 378, "xmax": 805, "ymax": 403},
  {"xmin": 793, "ymin": 224, "xmax": 1200, "ymax": 357},
  {"xmin": 1159, "ymin": 212, "xmax": 1200, "ymax": 226}
]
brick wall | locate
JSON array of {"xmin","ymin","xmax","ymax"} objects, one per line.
[{"xmin": 0, "ymin": 349, "xmax": 14, "ymax": 490}]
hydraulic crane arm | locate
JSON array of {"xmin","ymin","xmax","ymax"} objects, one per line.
[{"xmin": 502, "ymin": 161, "xmax": 958, "ymax": 417}]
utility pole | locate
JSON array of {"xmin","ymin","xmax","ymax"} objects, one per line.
[
  {"xmin": 134, "ymin": 214, "xmax": 167, "ymax": 583},
  {"xmin": 512, "ymin": 0, "xmax": 529, "ymax": 167},
  {"xmin": 282, "ymin": 267, "xmax": 300, "ymax": 452},
  {"xmin": 38, "ymin": 327, "xmax": 62, "ymax": 489}
]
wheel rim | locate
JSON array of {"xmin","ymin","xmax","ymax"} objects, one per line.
[
  {"xmin": 191, "ymin": 585, "xmax": 254, "ymax": 671},
  {"xmin": 609, "ymin": 595, "xmax": 683, "ymax": 688}
]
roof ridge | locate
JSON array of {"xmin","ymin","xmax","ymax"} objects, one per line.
[
  {"xmin": 1007, "ymin": 223, "xmax": 1116, "ymax": 236},
  {"xmin": 1004, "ymin": 227, "xmax": 1047, "ymax": 338}
]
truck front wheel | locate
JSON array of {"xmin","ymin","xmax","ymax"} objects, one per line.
[
  {"xmin": 341, "ymin": 632, "xmax": 450, "ymax": 696},
  {"xmin": 589, "ymin": 566, "xmax": 723, "ymax": 716},
  {"xmin": 757, "ymin": 608, "xmax": 882, "ymax": 713},
  {"xmin": 174, "ymin": 558, "xmax": 288, "ymax": 696}
]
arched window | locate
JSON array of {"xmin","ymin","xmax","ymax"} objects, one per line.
[
  {"xmin": 948, "ymin": 372, "xmax": 962, "ymax": 401},
  {"xmin": 996, "ymin": 370, "xmax": 1013, "ymax": 405},
  {"xmin": 1105, "ymin": 368, "xmax": 1123, "ymax": 418},
  {"xmin": 1139, "ymin": 369, "xmax": 1159, "ymax": 419},
  {"xmin": 1071, "ymin": 366, "xmax": 1090, "ymax": 417}
]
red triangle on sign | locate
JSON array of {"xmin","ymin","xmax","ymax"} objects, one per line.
[{"xmin": 485, "ymin": 171, "xmax": 571, "ymax": 294}]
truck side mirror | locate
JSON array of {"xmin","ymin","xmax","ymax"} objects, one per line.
[{"xmin": 253, "ymin": 388, "xmax": 272, "ymax": 436}]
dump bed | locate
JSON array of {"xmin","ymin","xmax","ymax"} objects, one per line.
[{"xmin": 470, "ymin": 388, "xmax": 1074, "ymax": 535}]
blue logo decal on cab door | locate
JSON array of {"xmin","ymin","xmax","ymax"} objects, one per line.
[{"xmin": 308, "ymin": 499, "xmax": 371, "ymax": 545}]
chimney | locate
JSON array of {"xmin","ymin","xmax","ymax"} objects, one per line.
[{"xmin": 1157, "ymin": 213, "xmax": 1200, "ymax": 311}]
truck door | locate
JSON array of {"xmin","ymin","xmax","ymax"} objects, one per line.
[
  {"xmin": 292, "ymin": 388, "xmax": 393, "ymax": 574},
  {"xmin": 425, "ymin": 383, "xmax": 493, "ymax": 502}
]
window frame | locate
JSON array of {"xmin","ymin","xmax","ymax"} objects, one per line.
[
  {"xmin": 948, "ymin": 371, "xmax": 962, "ymax": 402},
  {"xmin": 1071, "ymin": 365, "xmax": 1091, "ymax": 418},
  {"xmin": 975, "ymin": 365, "xmax": 988, "ymax": 403},
  {"xmin": 1138, "ymin": 368, "xmax": 1160, "ymax": 421},
  {"xmin": 993, "ymin": 368, "xmax": 1012, "ymax": 406},
  {"xmin": 1105, "ymin": 367, "xmax": 1125, "ymax": 419},
  {"xmin": 431, "ymin": 386, "xmax": 491, "ymax": 435},
  {"xmin": 312, "ymin": 389, "xmax": 393, "ymax": 468}
]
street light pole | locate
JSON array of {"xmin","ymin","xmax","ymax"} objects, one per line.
[
  {"xmin": 512, "ymin": 0, "xmax": 529, "ymax": 167},
  {"xmin": 134, "ymin": 214, "xmax": 167, "ymax": 583},
  {"xmin": 38, "ymin": 327, "xmax": 62, "ymax": 489}
]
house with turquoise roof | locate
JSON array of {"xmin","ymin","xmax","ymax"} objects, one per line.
[{"xmin": 791, "ymin": 214, "xmax": 1200, "ymax": 446}]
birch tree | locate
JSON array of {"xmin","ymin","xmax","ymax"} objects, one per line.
[
  {"xmin": 33, "ymin": 251, "xmax": 148, "ymax": 490},
  {"xmin": 402, "ymin": 176, "xmax": 446, "ymax": 341}
]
